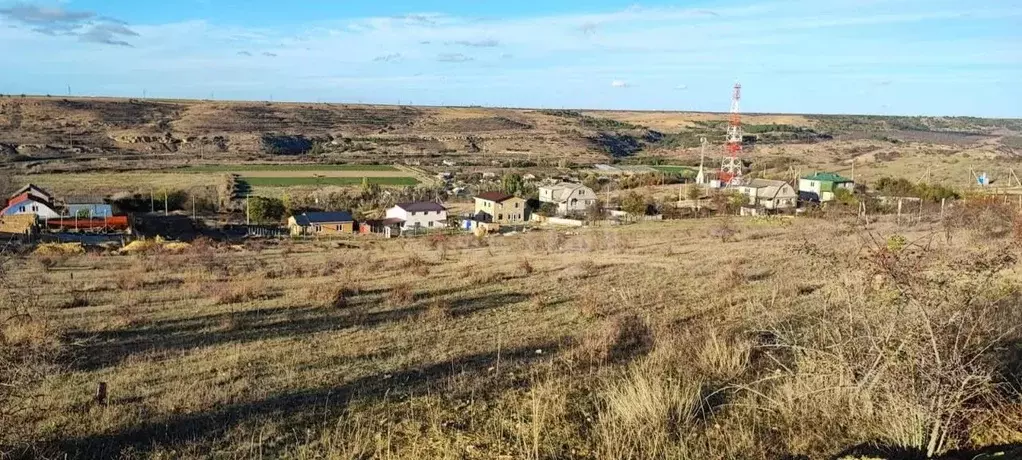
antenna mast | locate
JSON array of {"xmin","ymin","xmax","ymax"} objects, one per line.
[{"xmin": 719, "ymin": 82, "xmax": 744, "ymax": 186}]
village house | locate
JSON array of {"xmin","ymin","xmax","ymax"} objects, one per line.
[
  {"xmin": 473, "ymin": 192, "xmax": 527, "ymax": 224},
  {"xmin": 736, "ymin": 179, "xmax": 799, "ymax": 210},
  {"xmin": 359, "ymin": 218, "xmax": 403, "ymax": 238},
  {"xmin": 64, "ymin": 196, "xmax": 114, "ymax": 218},
  {"xmin": 385, "ymin": 202, "xmax": 448, "ymax": 231},
  {"xmin": 1, "ymin": 184, "xmax": 60, "ymax": 219},
  {"xmin": 539, "ymin": 182, "xmax": 596, "ymax": 216},
  {"xmin": 799, "ymin": 172, "xmax": 855, "ymax": 202},
  {"xmin": 287, "ymin": 211, "xmax": 355, "ymax": 237}
]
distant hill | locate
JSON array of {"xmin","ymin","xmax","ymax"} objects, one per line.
[{"xmin": 0, "ymin": 96, "xmax": 1019, "ymax": 183}]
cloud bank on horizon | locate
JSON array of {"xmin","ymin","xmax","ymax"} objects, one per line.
[{"xmin": 0, "ymin": 0, "xmax": 1019, "ymax": 117}]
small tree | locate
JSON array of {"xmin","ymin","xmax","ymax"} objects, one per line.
[
  {"xmin": 248, "ymin": 196, "xmax": 285, "ymax": 224},
  {"xmin": 686, "ymin": 185, "xmax": 702, "ymax": 209},
  {"xmin": 621, "ymin": 192, "xmax": 647, "ymax": 219}
]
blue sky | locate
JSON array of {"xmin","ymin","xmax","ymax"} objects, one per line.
[{"xmin": 1, "ymin": 0, "xmax": 1020, "ymax": 117}]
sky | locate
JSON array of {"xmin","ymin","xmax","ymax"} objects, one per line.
[{"xmin": 0, "ymin": 0, "xmax": 1020, "ymax": 117}]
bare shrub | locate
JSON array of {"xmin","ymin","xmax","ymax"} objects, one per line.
[
  {"xmin": 307, "ymin": 283, "xmax": 360, "ymax": 309},
  {"xmin": 34, "ymin": 255, "xmax": 59, "ymax": 272},
  {"xmin": 405, "ymin": 254, "xmax": 431, "ymax": 277},
  {"xmin": 116, "ymin": 270, "xmax": 145, "ymax": 291},
  {"xmin": 558, "ymin": 260, "xmax": 597, "ymax": 282},
  {"xmin": 388, "ymin": 283, "xmax": 415, "ymax": 307},
  {"xmin": 709, "ymin": 217, "xmax": 738, "ymax": 243},
  {"xmin": 518, "ymin": 258, "xmax": 534, "ymax": 276},
  {"xmin": 213, "ymin": 279, "xmax": 263, "ymax": 305},
  {"xmin": 420, "ymin": 298, "xmax": 451, "ymax": 322}
]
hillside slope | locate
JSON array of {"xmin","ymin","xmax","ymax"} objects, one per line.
[{"xmin": 1, "ymin": 96, "xmax": 1020, "ymax": 185}]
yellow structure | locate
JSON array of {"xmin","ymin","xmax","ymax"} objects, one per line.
[{"xmin": 474, "ymin": 192, "xmax": 528, "ymax": 224}]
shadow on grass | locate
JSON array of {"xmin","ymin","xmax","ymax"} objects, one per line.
[
  {"xmin": 42, "ymin": 342, "xmax": 564, "ymax": 459},
  {"xmin": 66, "ymin": 286, "xmax": 532, "ymax": 372}
]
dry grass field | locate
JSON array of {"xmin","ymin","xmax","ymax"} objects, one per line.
[{"xmin": 3, "ymin": 208, "xmax": 1022, "ymax": 459}]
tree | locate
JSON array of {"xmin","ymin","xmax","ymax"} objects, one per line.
[
  {"xmin": 501, "ymin": 173, "xmax": 525, "ymax": 196},
  {"xmin": 621, "ymin": 192, "xmax": 647, "ymax": 218},
  {"xmin": 536, "ymin": 202, "xmax": 558, "ymax": 217},
  {"xmin": 686, "ymin": 185, "xmax": 702, "ymax": 209},
  {"xmin": 248, "ymin": 196, "xmax": 285, "ymax": 224},
  {"xmin": 833, "ymin": 187, "xmax": 858, "ymax": 206}
]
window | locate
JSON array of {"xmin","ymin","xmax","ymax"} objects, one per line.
[
  {"xmin": 32, "ymin": 205, "xmax": 38, "ymax": 212},
  {"xmin": 18, "ymin": 206, "xmax": 25, "ymax": 212},
  {"xmin": 498, "ymin": 214, "xmax": 504, "ymax": 220},
  {"xmin": 428, "ymin": 221, "xmax": 434, "ymax": 227},
  {"xmin": 411, "ymin": 211, "xmax": 416, "ymax": 216},
  {"xmin": 515, "ymin": 202, "xmax": 520, "ymax": 208}
]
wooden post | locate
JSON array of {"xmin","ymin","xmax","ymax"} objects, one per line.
[
  {"xmin": 940, "ymin": 198, "xmax": 946, "ymax": 219},
  {"xmin": 897, "ymin": 198, "xmax": 903, "ymax": 224},
  {"xmin": 95, "ymin": 382, "xmax": 108, "ymax": 406}
]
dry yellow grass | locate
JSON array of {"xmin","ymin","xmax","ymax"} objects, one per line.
[{"xmin": 2, "ymin": 214, "xmax": 1022, "ymax": 459}]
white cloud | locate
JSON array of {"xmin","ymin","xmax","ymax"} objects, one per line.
[
  {"xmin": 611, "ymin": 80, "xmax": 630, "ymax": 88},
  {"xmin": 674, "ymin": 84, "xmax": 688, "ymax": 90}
]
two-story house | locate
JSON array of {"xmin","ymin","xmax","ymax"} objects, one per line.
[
  {"xmin": 736, "ymin": 179, "xmax": 799, "ymax": 210},
  {"xmin": 385, "ymin": 202, "xmax": 448, "ymax": 230},
  {"xmin": 473, "ymin": 192, "xmax": 528, "ymax": 224},
  {"xmin": 538, "ymin": 182, "xmax": 596, "ymax": 216}
]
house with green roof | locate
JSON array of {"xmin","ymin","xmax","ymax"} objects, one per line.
[{"xmin": 798, "ymin": 172, "xmax": 855, "ymax": 202}]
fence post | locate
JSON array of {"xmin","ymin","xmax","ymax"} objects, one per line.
[
  {"xmin": 940, "ymin": 198, "xmax": 946, "ymax": 219},
  {"xmin": 897, "ymin": 199, "xmax": 903, "ymax": 224}
]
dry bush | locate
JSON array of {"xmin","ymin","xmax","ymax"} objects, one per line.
[
  {"xmin": 420, "ymin": 298, "xmax": 451, "ymax": 322},
  {"xmin": 736, "ymin": 233, "xmax": 1022, "ymax": 457},
  {"xmin": 709, "ymin": 217, "xmax": 738, "ymax": 243},
  {"xmin": 213, "ymin": 279, "xmax": 264, "ymax": 305},
  {"xmin": 426, "ymin": 233, "xmax": 448, "ymax": 250},
  {"xmin": 115, "ymin": 270, "xmax": 145, "ymax": 291},
  {"xmin": 472, "ymin": 269, "xmax": 505, "ymax": 285},
  {"xmin": 307, "ymin": 283, "xmax": 361, "ymax": 309},
  {"xmin": 557, "ymin": 260, "xmax": 597, "ymax": 282},
  {"xmin": 715, "ymin": 262, "xmax": 746, "ymax": 290},
  {"xmin": 33, "ymin": 255, "xmax": 59, "ymax": 272},
  {"xmin": 388, "ymin": 283, "xmax": 415, "ymax": 307},
  {"xmin": 577, "ymin": 289, "xmax": 612, "ymax": 319},
  {"xmin": 404, "ymin": 254, "xmax": 432, "ymax": 277},
  {"xmin": 518, "ymin": 258, "xmax": 535, "ymax": 276},
  {"xmin": 320, "ymin": 258, "xmax": 343, "ymax": 277}
]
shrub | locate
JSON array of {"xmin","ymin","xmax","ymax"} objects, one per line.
[{"xmin": 388, "ymin": 283, "xmax": 414, "ymax": 307}]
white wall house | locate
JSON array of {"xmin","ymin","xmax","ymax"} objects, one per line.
[
  {"xmin": 539, "ymin": 182, "xmax": 597, "ymax": 216},
  {"xmin": 386, "ymin": 202, "xmax": 448, "ymax": 230},
  {"xmin": 736, "ymin": 179, "xmax": 799, "ymax": 210}
]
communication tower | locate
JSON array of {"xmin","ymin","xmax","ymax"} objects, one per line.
[{"xmin": 719, "ymin": 82, "xmax": 744, "ymax": 186}]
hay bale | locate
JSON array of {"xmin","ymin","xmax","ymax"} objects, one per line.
[{"xmin": 34, "ymin": 243, "xmax": 85, "ymax": 256}]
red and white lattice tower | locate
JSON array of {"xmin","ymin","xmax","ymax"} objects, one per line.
[{"xmin": 719, "ymin": 82, "xmax": 744, "ymax": 186}]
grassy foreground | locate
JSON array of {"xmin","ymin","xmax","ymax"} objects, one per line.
[{"xmin": 2, "ymin": 213, "xmax": 1022, "ymax": 459}]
